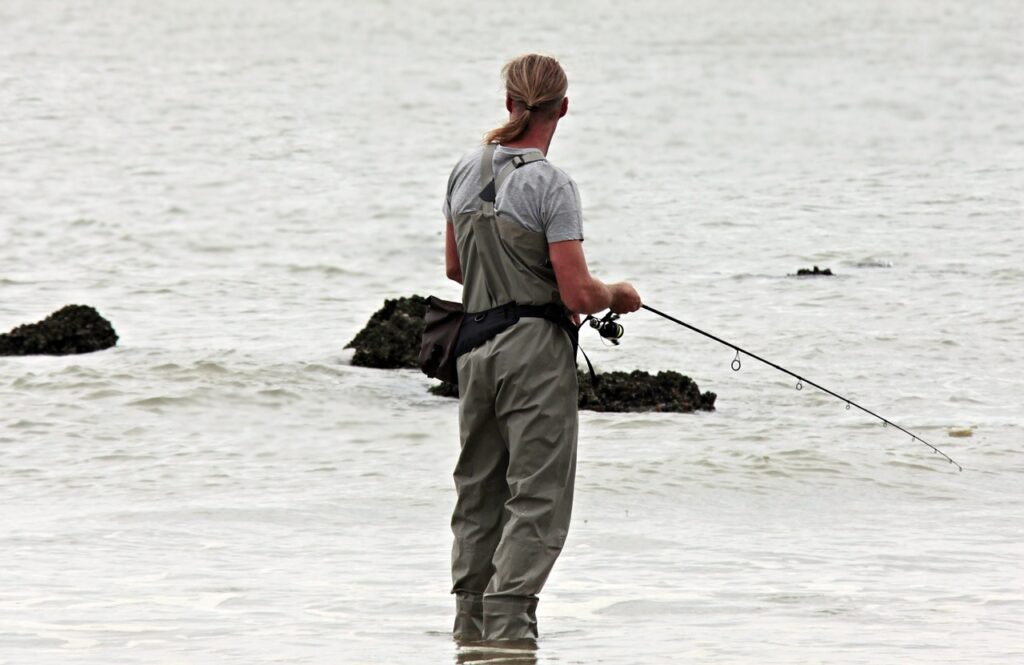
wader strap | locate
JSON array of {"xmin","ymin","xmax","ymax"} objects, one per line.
[
  {"xmin": 577, "ymin": 344, "xmax": 598, "ymax": 388},
  {"xmin": 478, "ymin": 149, "xmax": 545, "ymax": 209},
  {"xmin": 480, "ymin": 143, "xmax": 497, "ymax": 188},
  {"xmin": 479, "ymin": 144, "xmax": 498, "ymax": 216},
  {"xmin": 493, "ymin": 151, "xmax": 545, "ymax": 197}
]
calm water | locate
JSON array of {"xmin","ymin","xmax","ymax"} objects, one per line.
[{"xmin": 2, "ymin": 1, "xmax": 1022, "ymax": 663}]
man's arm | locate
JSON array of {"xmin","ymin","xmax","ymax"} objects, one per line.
[
  {"xmin": 445, "ymin": 221, "xmax": 463, "ymax": 284},
  {"xmin": 549, "ymin": 240, "xmax": 640, "ymax": 315}
]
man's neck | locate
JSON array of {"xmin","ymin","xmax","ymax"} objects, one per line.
[{"xmin": 501, "ymin": 122, "xmax": 557, "ymax": 156}]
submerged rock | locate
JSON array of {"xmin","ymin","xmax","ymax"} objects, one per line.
[
  {"xmin": 796, "ymin": 266, "xmax": 833, "ymax": 276},
  {"xmin": 430, "ymin": 370, "xmax": 716, "ymax": 413},
  {"xmin": 346, "ymin": 295, "xmax": 428, "ymax": 369},
  {"xmin": 429, "ymin": 381, "xmax": 459, "ymax": 399},
  {"xmin": 0, "ymin": 305, "xmax": 118, "ymax": 356}
]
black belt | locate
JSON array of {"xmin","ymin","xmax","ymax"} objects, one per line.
[{"xmin": 454, "ymin": 301, "xmax": 578, "ymax": 358}]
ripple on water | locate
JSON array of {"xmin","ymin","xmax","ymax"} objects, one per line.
[
  {"xmin": 194, "ymin": 361, "xmax": 230, "ymax": 374},
  {"xmin": 126, "ymin": 395, "xmax": 197, "ymax": 409},
  {"xmin": 845, "ymin": 257, "xmax": 895, "ymax": 268},
  {"xmin": 283, "ymin": 263, "xmax": 358, "ymax": 277},
  {"xmin": 84, "ymin": 388, "xmax": 126, "ymax": 399},
  {"xmin": 595, "ymin": 599, "xmax": 695, "ymax": 616}
]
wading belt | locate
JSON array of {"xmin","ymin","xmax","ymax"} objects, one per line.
[
  {"xmin": 454, "ymin": 302, "xmax": 576, "ymax": 358},
  {"xmin": 455, "ymin": 301, "xmax": 598, "ymax": 385}
]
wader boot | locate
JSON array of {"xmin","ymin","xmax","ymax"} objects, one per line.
[
  {"xmin": 450, "ymin": 144, "xmax": 579, "ymax": 641},
  {"xmin": 453, "ymin": 591, "xmax": 484, "ymax": 640}
]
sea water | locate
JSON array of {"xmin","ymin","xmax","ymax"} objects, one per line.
[{"xmin": 1, "ymin": 1, "xmax": 1022, "ymax": 663}]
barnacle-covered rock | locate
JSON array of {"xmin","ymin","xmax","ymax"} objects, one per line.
[
  {"xmin": 345, "ymin": 296, "xmax": 428, "ymax": 369},
  {"xmin": 0, "ymin": 305, "xmax": 118, "ymax": 356},
  {"xmin": 578, "ymin": 369, "xmax": 715, "ymax": 412}
]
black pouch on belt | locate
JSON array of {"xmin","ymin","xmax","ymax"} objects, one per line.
[
  {"xmin": 418, "ymin": 296, "xmax": 465, "ymax": 384},
  {"xmin": 455, "ymin": 302, "xmax": 521, "ymax": 358}
]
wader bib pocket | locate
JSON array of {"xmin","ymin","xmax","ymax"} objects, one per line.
[{"xmin": 419, "ymin": 296, "xmax": 464, "ymax": 384}]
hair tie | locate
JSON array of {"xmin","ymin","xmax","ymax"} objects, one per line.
[{"xmin": 525, "ymin": 103, "xmax": 538, "ymax": 112}]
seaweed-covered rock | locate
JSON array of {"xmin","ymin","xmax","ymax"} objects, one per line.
[
  {"xmin": 429, "ymin": 370, "xmax": 715, "ymax": 413},
  {"xmin": 578, "ymin": 369, "xmax": 716, "ymax": 412},
  {"xmin": 796, "ymin": 266, "xmax": 833, "ymax": 276},
  {"xmin": 346, "ymin": 296, "xmax": 428, "ymax": 368},
  {"xmin": 0, "ymin": 305, "xmax": 118, "ymax": 356}
]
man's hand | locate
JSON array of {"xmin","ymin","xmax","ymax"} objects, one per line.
[{"xmin": 609, "ymin": 282, "xmax": 641, "ymax": 314}]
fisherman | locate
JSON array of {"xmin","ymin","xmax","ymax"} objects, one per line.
[{"xmin": 442, "ymin": 54, "xmax": 642, "ymax": 643}]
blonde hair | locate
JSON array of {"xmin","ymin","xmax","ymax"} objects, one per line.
[{"xmin": 484, "ymin": 54, "xmax": 568, "ymax": 145}]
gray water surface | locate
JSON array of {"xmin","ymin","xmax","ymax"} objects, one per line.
[{"xmin": 2, "ymin": 1, "xmax": 1022, "ymax": 663}]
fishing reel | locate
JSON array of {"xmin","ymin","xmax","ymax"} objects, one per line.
[{"xmin": 589, "ymin": 311, "xmax": 624, "ymax": 345}]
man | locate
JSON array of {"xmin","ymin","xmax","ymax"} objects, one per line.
[{"xmin": 443, "ymin": 53, "xmax": 641, "ymax": 643}]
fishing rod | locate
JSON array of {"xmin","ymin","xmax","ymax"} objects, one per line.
[{"xmin": 598, "ymin": 305, "xmax": 962, "ymax": 471}]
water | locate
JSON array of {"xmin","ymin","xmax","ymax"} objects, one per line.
[{"xmin": 2, "ymin": 1, "xmax": 1022, "ymax": 663}]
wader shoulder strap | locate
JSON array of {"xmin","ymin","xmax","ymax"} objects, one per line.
[
  {"xmin": 494, "ymin": 151, "xmax": 545, "ymax": 195},
  {"xmin": 478, "ymin": 149, "xmax": 545, "ymax": 207},
  {"xmin": 479, "ymin": 143, "xmax": 497, "ymax": 188},
  {"xmin": 478, "ymin": 144, "xmax": 498, "ymax": 214}
]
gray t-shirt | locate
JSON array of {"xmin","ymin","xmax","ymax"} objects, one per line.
[{"xmin": 442, "ymin": 145, "xmax": 584, "ymax": 243}]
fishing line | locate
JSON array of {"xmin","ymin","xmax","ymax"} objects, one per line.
[{"xmin": 640, "ymin": 304, "xmax": 963, "ymax": 472}]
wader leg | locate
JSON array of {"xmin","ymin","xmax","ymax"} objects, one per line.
[
  {"xmin": 484, "ymin": 333, "xmax": 579, "ymax": 640},
  {"xmin": 482, "ymin": 595, "xmax": 539, "ymax": 641},
  {"xmin": 453, "ymin": 591, "xmax": 484, "ymax": 641},
  {"xmin": 451, "ymin": 354, "xmax": 509, "ymax": 639}
]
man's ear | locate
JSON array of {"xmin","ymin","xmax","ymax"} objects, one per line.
[
  {"xmin": 559, "ymin": 97, "xmax": 569, "ymax": 118},
  {"xmin": 506, "ymin": 94, "xmax": 514, "ymax": 113}
]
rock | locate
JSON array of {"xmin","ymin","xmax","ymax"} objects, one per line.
[
  {"xmin": 796, "ymin": 266, "xmax": 833, "ymax": 276},
  {"xmin": 429, "ymin": 381, "xmax": 459, "ymax": 399},
  {"xmin": 346, "ymin": 296, "xmax": 428, "ymax": 369},
  {"xmin": 0, "ymin": 305, "xmax": 118, "ymax": 356},
  {"xmin": 577, "ymin": 369, "xmax": 716, "ymax": 412},
  {"xmin": 429, "ymin": 370, "xmax": 716, "ymax": 413}
]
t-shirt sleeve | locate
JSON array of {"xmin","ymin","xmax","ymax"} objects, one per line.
[{"xmin": 542, "ymin": 180, "xmax": 584, "ymax": 243}]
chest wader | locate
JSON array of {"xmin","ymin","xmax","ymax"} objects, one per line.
[{"xmin": 449, "ymin": 144, "xmax": 579, "ymax": 642}]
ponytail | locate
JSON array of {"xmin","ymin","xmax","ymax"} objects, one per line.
[{"xmin": 484, "ymin": 54, "xmax": 568, "ymax": 145}]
